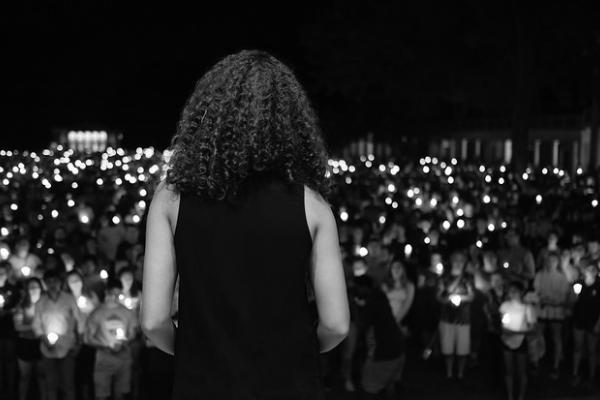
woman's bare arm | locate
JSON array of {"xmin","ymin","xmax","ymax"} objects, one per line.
[
  {"xmin": 305, "ymin": 185, "xmax": 350, "ymax": 353},
  {"xmin": 140, "ymin": 180, "xmax": 179, "ymax": 355}
]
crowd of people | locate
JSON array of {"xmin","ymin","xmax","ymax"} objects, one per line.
[{"xmin": 1, "ymin": 144, "xmax": 600, "ymax": 400}]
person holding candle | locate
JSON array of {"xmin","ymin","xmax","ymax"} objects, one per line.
[
  {"xmin": 0, "ymin": 261, "xmax": 20, "ymax": 400},
  {"xmin": 498, "ymin": 230, "xmax": 535, "ymax": 287},
  {"xmin": 13, "ymin": 277, "xmax": 44, "ymax": 400},
  {"xmin": 8, "ymin": 236, "xmax": 42, "ymax": 284},
  {"xmin": 32, "ymin": 269, "xmax": 85, "ymax": 400},
  {"xmin": 499, "ymin": 280, "xmax": 537, "ymax": 400},
  {"xmin": 116, "ymin": 266, "xmax": 143, "ymax": 399},
  {"xmin": 570, "ymin": 261, "xmax": 600, "ymax": 387},
  {"xmin": 66, "ymin": 269, "xmax": 100, "ymax": 400},
  {"xmin": 436, "ymin": 250, "xmax": 474, "ymax": 380},
  {"xmin": 84, "ymin": 279, "xmax": 139, "ymax": 400},
  {"xmin": 380, "ymin": 259, "xmax": 414, "ymax": 391},
  {"xmin": 533, "ymin": 251, "xmax": 570, "ymax": 379}
]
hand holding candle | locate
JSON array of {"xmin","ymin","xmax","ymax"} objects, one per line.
[
  {"xmin": 449, "ymin": 294, "xmax": 462, "ymax": 307},
  {"xmin": 47, "ymin": 332, "xmax": 59, "ymax": 346}
]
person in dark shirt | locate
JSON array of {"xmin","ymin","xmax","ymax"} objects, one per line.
[
  {"xmin": 354, "ymin": 274, "xmax": 403, "ymax": 399},
  {"xmin": 570, "ymin": 262, "xmax": 600, "ymax": 387},
  {"xmin": 1, "ymin": 260, "xmax": 20, "ymax": 400}
]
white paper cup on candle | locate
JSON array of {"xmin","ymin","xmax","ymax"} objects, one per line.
[
  {"xmin": 47, "ymin": 332, "xmax": 59, "ymax": 346},
  {"xmin": 449, "ymin": 294, "xmax": 462, "ymax": 307}
]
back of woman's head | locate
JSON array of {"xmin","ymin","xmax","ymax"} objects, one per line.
[{"xmin": 166, "ymin": 49, "xmax": 331, "ymax": 201}]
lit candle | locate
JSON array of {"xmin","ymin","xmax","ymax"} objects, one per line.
[
  {"xmin": 77, "ymin": 295, "xmax": 88, "ymax": 310},
  {"xmin": 99, "ymin": 269, "xmax": 108, "ymax": 280},
  {"xmin": 47, "ymin": 332, "xmax": 59, "ymax": 346},
  {"xmin": 573, "ymin": 283, "xmax": 583, "ymax": 295},
  {"xmin": 115, "ymin": 327, "xmax": 126, "ymax": 341},
  {"xmin": 21, "ymin": 265, "xmax": 31, "ymax": 277},
  {"xmin": 449, "ymin": 294, "xmax": 462, "ymax": 307},
  {"xmin": 404, "ymin": 244, "xmax": 413, "ymax": 258},
  {"xmin": 0, "ymin": 294, "xmax": 5, "ymax": 308},
  {"xmin": 358, "ymin": 247, "xmax": 368, "ymax": 257},
  {"xmin": 503, "ymin": 262, "xmax": 509, "ymax": 269},
  {"xmin": 434, "ymin": 263, "xmax": 444, "ymax": 275}
]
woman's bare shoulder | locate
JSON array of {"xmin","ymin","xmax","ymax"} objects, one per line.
[{"xmin": 151, "ymin": 180, "xmax": 181, "ymax": 233}]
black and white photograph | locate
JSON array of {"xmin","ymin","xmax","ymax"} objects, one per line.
[{"xmin": 2, "ymin": 2, "xmax": 600, "ymax": 399}]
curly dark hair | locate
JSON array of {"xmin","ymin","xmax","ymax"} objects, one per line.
[{"xmin": 165, "ymin": 49, "xmax": 333, "ymax": 202}]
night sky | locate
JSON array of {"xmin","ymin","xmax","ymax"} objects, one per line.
[{"xmin": 6, "ymin": 1, "xmax": 600, "ymax": 150}]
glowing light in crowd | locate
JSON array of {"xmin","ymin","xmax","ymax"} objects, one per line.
[
  {"xmin": 535, "ymin": 194, "xmax": 543, "ymax": 204},
  {"xmin": 479, "ymin": 165, "xmax": 486, "ymax": 173},
  {"xmin": 1, "ymin": 227, "xmax": 9, "ymax": 237},
  {"xmin": 10, "ymin": 203, "xmax": 18, "ymax": 211},
  {"xmin": 0, "ymin": 294, "xmax": 4, "ymax": 308},
  {"xmin": 139, "ymin": 188, "xmax": 147, "ymax": 197},
  {"xmin": 21, "ymin": 266, "xmax": 31, "ymax": 277},
  {"xmin": 498, "ymin": 177, "xmax": 505, "ymax": 185},
  {"xmin": 488, "ymin": 223, "xmax": 495, "ymax": 232},
  {"xmin": 47, "ymin": 332, "xmax": 59, "ymax": 346},
  {"xmin": 577, "ymin": 167, "xmax": 583, "ymax": 175},
  {"xmin": 99, "ymin": 269, "xmax": 109, "ymax": 280},
  {"xmin": 72, "ymin": 182, "xmax": 78, "ymax": 189},
  {"xmin": 385, "ymin": 197, "xmax": 392, "ymax": 205},
  {"xmin": 457, "ymin": 219, "xmax": 465, "ymax": 229},
  {"xmin": 485, "ymin": 175, "xmax": 492, "ymax": 183},
  {"xmin": 96, "ymin": 178, "xmax": 103, "ymax": 186},
  {"xmin": 358, "ymin": 247, "xmax": 369, "ymax": 257},
  {"xmin": 444, "ymin": 166, "xmax": 452, "ymax": 176},
  {"xmin": 112, "ymin": 216, "xmax": 121, "ymax": 225},
  {"xmin": 451, "ymin": 158, "xmax": 457, "ymax": 165},
  {"xmin": 79, "ymin": 214, "xmax": 90, "ymax": 224},
  {"xmin": 499, "ymin": 165, "xmax": 506, "ymax": 173},
  {"xmin": 522, "ymin": 173, "xmax": 529, "ymax": 180},
  {"xmin": 442, "ymin": 220, "xmax": 451, "ymax": 231},
  {"xmin": 434, "ymin": 263, "xmax": 444, "ymax": 275},
  {"xmin": 345, "ymin": 177, "xmax": 352, "ymax": 184},
  {"xmin": 502, "ymin": 314, "xmax": 511, "ymax": 325},
  {"xmin": 132, "ymin": 215, "xmax": 141, "ymax": 224},
  {"xmin": 542, "ymin": 168, "xmax": 548, "ymax": 175},
  {"xmin": 430, "ymin": 198, "xmax": 438, "ymax": 207},
  {"xmin": 476, "ymin": 240, "xmax": 483, "ymax": 248},
  {"xmin": 138, "ymin": 200, "xmax": 146, "ymax": 209},
  {"xmin": 415, "ymin": 198, "xmax": 423, "ymax": 207},
  {"xmin": 365, "ymin": 161, "xmax": 372, "ymax": 168},
  {"xmin": 501, "ymin": 221, "xmax": 508, "ymax": 229},
  {"xmin": 483, "ymin": 194, "xmax": 491, "ymax": 204},
  {"xmin": 67, "ymin": 199, "xmax": 75, "ymax": 207},
  {"xmin": 404, "ymin": 244, "xmax": 413, "ymax": 257},
  {"xmin": 47, "ymin": 248, "xmax": 54, "ymax": 254},
  {"xmin": 391, "ymin": 201, "xmax": 398, "ymax": 209},
  {"xmin": 553, "ymin": 168, "xmax": 559, "ymax": 175},
  {"xmin": 422, "ymin": 165, "xmax": 430, "ymax": 173},
  {"xmin": 379, "ymin": 215, "xmax": 386, "ymax": 224},
  {"xmin": 340, "ymin": 210, "xmax": 349, "ymax": 221},
  {"xmin": 449, "ymin": 294, "xmax": 462, "ymax": 307},
  {"xmin": 424, "ymin": 236, "xmax": 431, "ymax": 245},
  {"xmin": 115, "ymin": 328, "xmax": 126, "ymax": 341},
  {"xmin": 452, "ymin": 196, "xmax": 459, "ymax": 205},
  {"xmin": 447, "ymin": 176, "xmax": 454, "ymax": 184},
  {"xmin": 51, "ymin": 210, "xmax": 59, "ymax": 218},
  {"xmin": 456, "ymin": 208, "xmax": 464, "ymax": 217},
  {"xmin": 592, "ymin": 199, "xmax": 598, "ymax": 208},
  {"xmin": 77, "ymin": 296, "xmax": 89, "ymax": 309},
  {"xmin": 503, "ymin": 262, "xmax": 509, "ymax": 269},
  {"xmin": 387, "ymin": 183, "xmax": 396, "ymax": 192},
  {"xmin": 378, "ymin": 164, "xmax": 386, "ymax": 172},
  {"xmin": 407, "ymin": 189, "xmax": 414, "ymax": 198},
  {"xmin": 573, "ymin": 283, "xmax": 582, "ymax": 295}
]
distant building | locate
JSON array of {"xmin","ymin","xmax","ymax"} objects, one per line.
[{"xmin": 53, "ymin": 129, "xmax": 123, "ymax": 152}]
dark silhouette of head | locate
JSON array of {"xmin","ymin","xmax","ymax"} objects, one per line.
[{"xmin": 166, "ymin": 49, "xmax": 332, "ymax": 202}]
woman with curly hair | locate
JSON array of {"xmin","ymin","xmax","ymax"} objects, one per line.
[{"xmin": 140, "ymin": 49, "xmax": 350, "ymax": 399}]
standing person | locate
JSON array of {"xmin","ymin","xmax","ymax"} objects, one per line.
[
  {"xmin": 0, "ymin": 261, "xmax": 20, "ymax": 400},
  {"xmin": 8, "ymin": 236, "xmax": 42, "ymax": 283},
  {"xmin": 32, "ymin": 269, "xmax": 85, "ymax": 400},
  {"xmin": 13, "ymin": 277, "xmax": 45, "ymax": 400},
  {"xmin": 380, "ymin": 259, "xmax": 414, "ymax": 391},
  {"xmin": 570, "ymin": 262, "xmax": 600, "ymax": 387},
  {"xmin": 499, "ymin": 281, "xmax": 537, "ymax": 400},
  {"xmin": 116, "ymin": 266, "xmax": 143, "ymax": 400},
  {"xmin": 533, "ymin": 252, "xmax": 570, "ymax": 379},
  {"xmin": 140, "ymin": 50, "xmax": 350, "ymax": 399},
  {"xmin": 354, "ymin": 274, "xmax": 404, "ymax": 399},
  {"xmin": 85, "ymin": 279, "xmax": 139, "ymax": 400},
  {"xmin": 437, "ymin": 251, "xmax": 475, "ymax": 380},
  {"xmin": 65, "ymin": 270, "xmax": 100, "ymax": 400},
  {"xmin": 498, "ymin": 230, "xmax": 535, "ymax": 287}
]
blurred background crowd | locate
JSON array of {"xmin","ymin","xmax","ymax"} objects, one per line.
[{"xmin": 1, "ymin": 144, "xmax": 600, "ymax": 399}]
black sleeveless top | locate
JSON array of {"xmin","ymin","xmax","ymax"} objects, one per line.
[{"xmin": 172, "ymin": 177, "xmax": 325, "ymax": 400}]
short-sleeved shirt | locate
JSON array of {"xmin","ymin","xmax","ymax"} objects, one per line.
[
  {"xmin": 85, "ymin": 303, "xmax": 138, "ymax": 361},
  {"xmin": 32, "ymin": 291, "xmax": 84, "ymax": 358}
]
